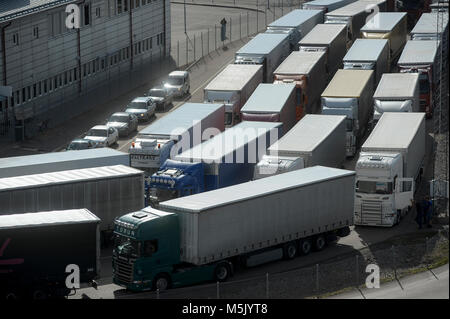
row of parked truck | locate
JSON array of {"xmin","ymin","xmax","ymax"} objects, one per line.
[{"xmin": 0, "ymin": 0, "xmax": 447, "ymax": 298}]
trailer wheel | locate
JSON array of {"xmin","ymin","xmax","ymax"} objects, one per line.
[
  {"xmin": 153, "ymin": 274, "xmax": 171, "ymax": 291},
  {"xmin": 313, "ymin": 235, "xmax": 327, "ymax": 252},
  {"xmin": 299, "ymin": 238, "xmax": 312, "ymax": 256},
  {"xmin": 5, "ymin": 292, "xmax": 19, "ymax": 300},
  {"xmin": 32, "ymin": 289, "xmax": 48, "ymax": 300},
  {"xmin": 283, "ymin": 242, "xmax": 297, "ymax": 260},
  {"xmin": 214, "ymin": 262, "xmax": 231, "ymax": 282}
]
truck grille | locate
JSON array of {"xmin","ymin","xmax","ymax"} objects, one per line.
[
  {"xmin": 113, "ymin": 257, "xmax": 135, "ymax": 284},
  {"xmin": 361, "ymin": 200, "xmax": 382, "ymax": 225}
]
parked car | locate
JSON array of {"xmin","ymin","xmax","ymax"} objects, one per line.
[
  {"xmin": 125, "ymin": 97, "xmax": 157, "ymax": 122},
  {"xmin": 66, "ymin": 138, "xmax": 97, "ymax": 150},
  {"xmin": 106, "ymin": 112, "xmax": 138, "ymax": 137},
  {"xmin": 84, "ymin": 125, "xmax": 119, "ymax": 147},
  {"xmin": 164, "ymin": 71, "xmax": 190, "ymax": 98},
  {"xmin": 147, "ymin": 86, "xmax": 173, "ymax": 111}
]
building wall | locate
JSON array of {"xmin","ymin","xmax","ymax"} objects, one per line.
[{"xmin": 0, "ymin": 0, "xmax": 170, "ymax": 139}]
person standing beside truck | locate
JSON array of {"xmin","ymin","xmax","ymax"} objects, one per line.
[
  {"xmin": 414, "ymin": 198, "xmax": 424, "ymax": 229},
  {"xmin": 423, "ymin": 196, "xmax": 433, "ymax": 228}
]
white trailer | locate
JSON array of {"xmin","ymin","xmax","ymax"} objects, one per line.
[
  {"xmin": 303, "ymin": 0, "xmax": 357, "ymax": 13},
  {"xmin": 254, "ymin": 114, "xmax": 347, "ymax": 179},
  {"xmin": 0, "ymin": 148, "xmax": 130, "ymax": 178},
  {"xmin": 372, "ymin": 73, "xmax": 420, "ymax": 126},
  {"xmin": 204, "ymin": 64, "xmax": 263, "ymax": 128},
  {"xmin": 160, "ymin": 166, "xmax": 355, "ymax": 266},
  {"xmin": 298, "ymin": 23, "xmax": 348, "ymax": 81},
  {"xmin": 355, "ymin": 113, "xmax": 426, "ymax": 227},
  {"xmin": 234, "ymin": 33, "xmax": 290, "ymax": 83},
  {"xmin": 0, "ymin": 165, "xmax": 144, "ymax": 240}
]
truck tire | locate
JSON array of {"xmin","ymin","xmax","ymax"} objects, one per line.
[
  {"xmin": 298, "ymin": 238, "xmax": 312, "ymax": 256},
  {"xmin": 336, "ymin": 226, "xmax": 350, "ymax": 238},
  {"xmin": 32, "ymin": 289, "xmax": 48, "ymax": 300},
  {"xmin": 313, "ymin": 235, "xmax": 327, "ymax": 252},
  {"xmin": 152, "ymin": 274, "xmax": 171, "ymax": 291},
  {"xmin": 282, "ymin": 242, "xmax": 297, "ymax": 260},
  {"xmin": 5, "ymin": 292, "xmax": 19, "ymax": 300},
  {"xmin": 214, "ymin": 262, "xmax": 231, "ymax": 282}
]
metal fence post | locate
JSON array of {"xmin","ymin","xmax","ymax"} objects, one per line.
[
  {"xmin": 315, "ymin": 264, "xmax": 319, "ymax": 292},
  {"xmin": 266, "ymin": 273, "xmax": 269, "ymax": 299},
  {"xmin": 216, "ymin": 281, "xmax": 220, "ymax": 299},
  {"xmin": 247, "ymin": 12, "xmax": 249, "ymax": 36},
  {"xmin": 282, "ymin": 0, "xmax": 284, "ymax": 15},
  {"xmin": 230, "ymin": 17, "xmax": 232, "ymax": 43},
  {"xmin": 194, "ymin": 34, "xmax": 196, "ymax": 61},
  {"xmin": 177, "ymin": 40, "xmax": 180, "ymax": 67},
  {"xmin": 392, "ymin": 245, "xmax": 396, "ymax": 279},
  {"xmin": 186, "ymin": 35, "xmax": 188, "ymax": 65},
  {"xmin": 256, "ymin": 5, "xmax": 259, "ymax": 32},
  {"xmin": 215, "ymin": 24, "xmax": 217, "ymax": 50},
  {"xmin": 208, "ymin": 28, "xmax": 210, "ymax": 54},
  {"xmin": 355, "ymin": 255, "xmax": 359, "ymax": 287},
  {"xmin": 201, "ymin": 32, "xmax": 204, "ymax": 58}
]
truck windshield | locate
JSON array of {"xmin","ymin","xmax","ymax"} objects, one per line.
[
  {"xmin": 419, "ymin": 77, "xmax": 430, "ymax": 94},
  {"xmin": 356, "ymin": 181, "xmax": 393, "ymax": 194},
  {"xmin": 225, "ymin": 112, "xmax": 233, "ymax": 126},
  {"xmin": 167, "ymin": 77, "xmax": 184, "ymax": 85},
  {"xmin": 114, "ymin": 235, "xmax": 140, "ymax": 258},
  {"xmin": 150, "ymin": 188, "xmax": 179, "ymax": 204},
  {"xmin": 346, "ymin": 118, "xmax": 353, "ymax": 131}
]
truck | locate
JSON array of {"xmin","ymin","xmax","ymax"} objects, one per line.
[
  {"xmin": 360, "ymin": 12, "xmax": 408, "ymax": 64},
  {"xmin": 302, "ymin": 0, "xmax": 357, "ymax": 13},
  {"xmin": 148, "ymin": 121, "xmax": 282, "ymax": 205},
  {"xmin": 0, "ymin": 209, "xmax": 100, "ymax": 299},
  {"xmin": 203, "ymin": 64, "xmax": 263, "ymax": 128},
  {"xmin": 112, "ymin": 165, "xmax": 355, "ymax": 292},
  {"xmin": 129, "ymin": 103, "xmax": 225, "ymax": 174},
  {"xmin": 342, "ymin": 39, "xmax": 390, "ymax": 86},
  {"xmin": 372, "ymin": 73, "xmax": 420, "ymax": 126},
  {"xmin": 397, "ymin": 40, "xmax": 440, "ymax": 117},
  {"xmin": 254, "ymin": 115, "xmax": 347, "ymax": 179},
  {"xmin": 321, "ymin": 69, "xmax": 375, "ymax": 157},
  {"xmin": 0, "ymin": 148, "xmax": 129, "ymax": 178},
  {"xmin": 240, "ymin": 83, "xmax": 297, "ymax": 132},
  {"xmin": 265, "ymin": 9, "xmax": 324, "ymax": 50},
  {"xmin": 354, "ymin": 112, "xmax": 426, "ymax": 227},
  {"xmin": 298, "ymin": 23, "xmax": 348, "ymax": 81},
  {"xmin": 396, "ymin": 0, "xmax": 432, "ymax": 29},
  {"xmin": 273, "ymin": 51, "xmax": 328, "ymax": 121},
  {"xmin": 0, "ymin": 165, "xmax": 144, "ymax": 244},
  {"xmin": 234, "ymin": 33, "xmax": 290, "ymax": 83},
  {"xmin": 324, "ymin": 0, "xmax": 387, "ymax": 46},
  {"xmin": 410, "ymin": 12, "xmax": 448, "ymax": 60}
]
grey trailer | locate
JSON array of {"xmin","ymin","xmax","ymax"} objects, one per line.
[
  {"xmin": 0, "ymin": 165, "xmax": 144, "ymax": 238},
  {"xmin": 235, "ymin": 33, "xmax": 290, "ymax": 83},
  {"xmin": 361, "ymin": 12, "xmax": 408, "ymax": 62},
  {"xmin": 343, "ymin": 39, "xmax": 389, "ymax": 86},
  {"xmin": 299, "ymin": 23, "xmax": 348, "ymax": 80},
  {"xmin": 266, "ymin": 9, "xmax": 324, "ymax": 49},
  {"xmin": 302, "ymin": 0, "xmax": 357, "ymax": 13},
  {"xmin": 159, "ymin": 166, "xmax": 355, "ymax": 266},
  {"xmin": 0, "ymin": 148, "xmax": 130, "ymax": 178}
]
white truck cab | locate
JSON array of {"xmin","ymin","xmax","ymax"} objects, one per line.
[{"xmin": 254, "ymin": 155, "xmax": 304, "ymax": 180}]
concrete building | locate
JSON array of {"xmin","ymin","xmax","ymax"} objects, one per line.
[{"xmin": 0, "ymin": 0, "xmax": 170, "ymax": 141}]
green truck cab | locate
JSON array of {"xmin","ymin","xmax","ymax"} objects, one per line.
[{"xmin": 112, "ymin": 208, "xmax": 221, "ymax": 291}]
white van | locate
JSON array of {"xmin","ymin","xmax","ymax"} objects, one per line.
[{"xmin": 164, "ymin": 71, "xmax": 190, "ymax": 98}]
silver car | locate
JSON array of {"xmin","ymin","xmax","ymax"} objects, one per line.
[
  {"xmin": 124, "ymin": 97, "xmax": 156, "ymax": 122},
  {"xmin": 106, "ymin": 112, "xmax": 138, "ymax": 137},
  {"xmin": 147, "ymin": 86, "xmax": 173, "ymax": 111},
  {"xmin": 164, "ymin": 71, "xmax": 190, "ymax": 98}
]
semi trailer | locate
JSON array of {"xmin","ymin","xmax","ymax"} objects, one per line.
[
  {"xmin": 112, "ymin": 166, "xmax": 355, "ymax": 292},
  {"xmin": 129, "ymin": 103, "xmax": 225, "ymax": 173},
  {"xmin": 266, "ymin": 9, "xmax": 324, "ymax": 50},
  {"xmin": 254, "ymin": 115, "xmax": 347, "ymax": 179},
  {"xmin": 397, "ymin": 40, "xmax": 440, "ymax": 117},
  {"xmin": 204, "ymin": 64, "xmax": 263, "ymax": 128},
  {"xmin": 410, "ymin": 12, "xmax": 448, "ymax": 60},
  {"xmin": 0, "ymin": 148, "xmax": 130, "ymax": 178},
  {"xmin": 273, "ymin": 51, "xmax": 327, "ymax": 121},
  {"xmin": 342, "ymin": 39, "xmax": 390, "ymax": 87},
  {"xmin": 302, "ymin": 0, "xmax": 357, "ymax": 12},
  {"xmin": 148, "ymin": 121, "xmax": 282, "ymax": 205},
  {"xmin": 240, "ymin": 83, "xmax": 297, "ymax": 132},
  {"xmin": 0, "ymin": 209, "xmax": 100, "ymax": 299},
  {"xmin": 234, "ymin": 33, "xmax": 290, "ymax": 83},
  {"xmin": 360, "ymin": 12, "xmax": 408, "ymax": 63},
  {"xmin": 321, "ymin": 69, "xmax": 375, "ymax": 157},
  {"xmin": 372, "ymin": 73, "xmax": 420, "ymax": 126},
  {"xmin": 354, "ymin": 112, "xmax": 426, "ymax": 227},
  {"xmin": 0, "ymin": 165, "xmax": 144, "ymax": 243},
  {"xmin": 298, "ymin": 23, "xmax": 348, "ymax": 81}
]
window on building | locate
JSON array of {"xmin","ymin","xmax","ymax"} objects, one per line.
[
  {"xmin": 54, "ymin": 76, "xmax": 58, "ymax": 89},
  {"xmin": 117, "ymin": 0, "xmax": 123, "ymax": 14},
  {"xmin": 43, "ymin": 81, "xmax": 48, "ymax": 94},
  {"xmin": 15, "ymin": 91, "xmax": 20, "ymax": 105},
  {"xmin": 136, "ymin": 0, "xmax": 140, "ymax": 8},
  {"xmin": 49, "ymin": 78, "xmax": 53, "ymax": 91},
  {"xmin": 126, "ymin": 47, "xmax": 130, "ymax": 58},
  {"xmin": 52, "ymin": 12, "xmax": 62, "ymax": 36},
  {"xmin": 96, "ymin": 7, "xmax": 101, "ymax": 18},
  {"xmin": 27, "ymin": 87, "xmax": 31, "ymax": 101},
  {"xmin": 74, "ymin": 67, "xmax": 78, "ymax": 81},
  {"xmin": 150, "ymin": 37, "xmax": 152, "ymax": 49},
  {"xmin": 84, "ymin": 3, "xmax": 91, "ymax": 26},
  {"xmin": 109, "ymin": 0, "xmax": 116, "ymax": 17},
  {"xmin": 33, "ymin": 84, "xmax": 37, "ymax": 98},
  {"xmin": 12, "ymin": 33, "xmax": 19, "ymax": 46},
  {"xmin": 38, "ymin": 82, "xmax": 42, "ymax": 95},
  {"xmin": 83, "ymin": 64, "xmax": 87, "ymax": 77},
  {"xmin": 33, "ymin": 26, "xmax": 39, "ymax": 39},
  {"xmin": 22, "ymin": 88, "xmax": 26, "ymax": 103},
  {"xmin": 138, "ymin": 41, "xmax": 141, "ymax": 54},
  {"xmin": 101, "ymin": 58, "xmax": 105, "ymax": 70},
  {"xmin": 64, "ymin": 72, "xmax": 68, "ymax": 85},
  {"xmin": 124, "ymin": 0, "xmax": 128, "ymax": 12},
  {"xmin": 59, "ymin": 74, "xmax": 62, "ymax": 86}
]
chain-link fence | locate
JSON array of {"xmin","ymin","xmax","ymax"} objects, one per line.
[
  {"xmin": 116, "ymin": 229, "xmax": 448, "ymax": 299},
  {"xmin": 171, "ymin": 1, "xmax": 304, "ymax": 69}
]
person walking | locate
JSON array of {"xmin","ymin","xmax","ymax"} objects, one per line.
[
  {"xmin": 423, "ymin": 196, "xmax": 433, "ymax": 228},
  {"xmin": 414, "ymin": 198, "xmax": 423, "ymax": 229}
]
